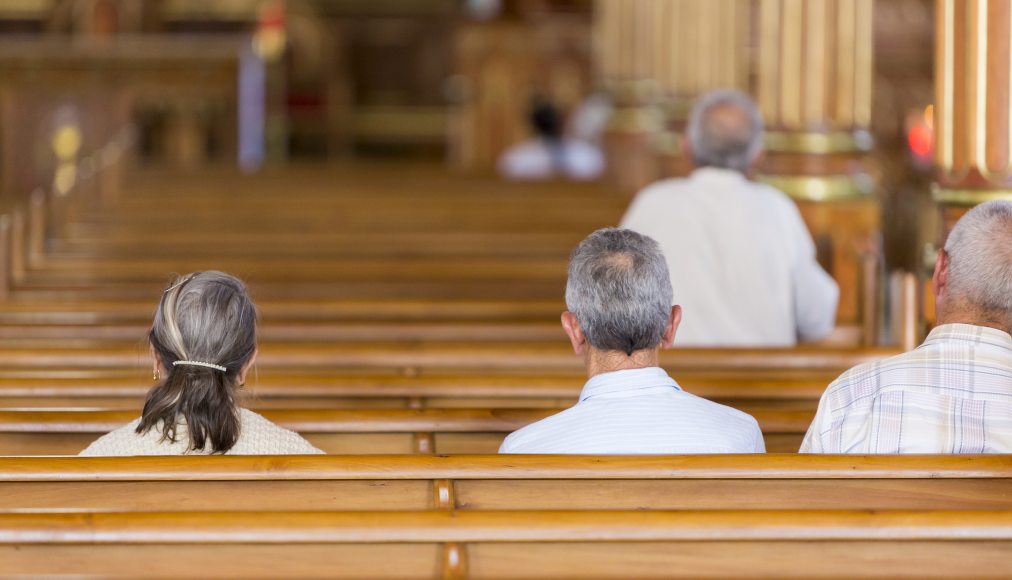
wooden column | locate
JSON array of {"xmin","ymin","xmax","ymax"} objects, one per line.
[
  {"xmin": 596, "ymin": 0, "xmax": 663, "ymax": 193},
  {"xmin": 756, "ymin": 0, "xmax": 878, "ymax": 334},
  {"xmin": 757, "ymin": 0, "xmax": 875, "ymax": 199},
  {"xmin": 652, "ymin": 0, "xmax": 751, "ymax": 176},
  {"xmin": 933, "ymin": 0, "xmax": 1012, "ymax": 238}
]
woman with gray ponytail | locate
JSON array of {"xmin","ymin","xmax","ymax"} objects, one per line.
[{"xmin": 81, "ymin": 271, "xmax": 322, "ymax": 455}]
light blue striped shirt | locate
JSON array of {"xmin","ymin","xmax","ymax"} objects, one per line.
[{"xmin": 499, "ymin": 367, "xmax": 765, "ymax": 454}]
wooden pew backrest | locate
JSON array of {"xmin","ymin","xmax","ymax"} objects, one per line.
[
  {"xmin": 0, "ymin": 408, "xmax": 813, "ymax": 455},
  {"xmin": 3, "ymin": 509, "xmax": 1012, "ymax": 578},
  {"xmin": 2, "ymin": 454, "xmax": 1011, "ymax": 512}
]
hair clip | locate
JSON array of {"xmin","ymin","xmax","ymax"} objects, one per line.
[
  {"xmin": 163, "ymin": 273, "xmax": 198, "ymax": 294},
  {"xmin": 172, "ymin": 360, "xmax": 227, "ymax": 372}
]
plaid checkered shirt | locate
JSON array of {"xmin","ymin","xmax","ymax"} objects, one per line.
[{"xmin": 800, "ymin": 323, "xmax": 1012, "ymax": 453}]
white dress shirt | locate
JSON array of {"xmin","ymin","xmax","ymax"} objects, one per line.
[
  {"xmin": 620, "ymin": 168, "xmax": 839, "ymax": 347},
  {"xmin": 499, "ymin": 367, "xmax": 765, "ymax": 454},
  {"xmin": 800, "ymin": 323, "xmax": 1012, "ymax": 454}
]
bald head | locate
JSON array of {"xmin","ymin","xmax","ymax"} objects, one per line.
[
  {"xmin": 938, "ymin": 200, "xmax": 1012, "ymax": 332},
  {"xmin": 686, "ymin": 90, "xmax": 764, "ymax": 173}
]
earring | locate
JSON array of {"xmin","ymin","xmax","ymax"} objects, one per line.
[{"xmin": 153, "ymin": 368, "xmax": 160, "ymax": 381}]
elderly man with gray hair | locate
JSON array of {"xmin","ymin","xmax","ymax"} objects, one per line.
[
  {"xmin": 499, "ymin": 228, "xmax": 764, "ymax": 454},
  {"xmin": 802, "ymin": 200, "xmax": 1012, "ymax": 453},
  {"xmin": 620, "ymin": 89, "xmax": 838, "ymax": 346}
]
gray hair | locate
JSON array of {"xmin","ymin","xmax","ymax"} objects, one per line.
[
  {"xmin": 565, "ymin": 228, "xmax": 673, "ymax": 355},
  {"xmin": 687, "ymin": 89, "xmax": 764, "ymax": 173},
  {"xmin": 138, "ymin": 271, "xmax": 258, "ymax": 453},
  {"xmin": 943, "ymin": 200, "xmax": 1012, "ymax": 323},
  {"xmin": 151, "ymin": 271, "xmax": 258, "ymax": 371}
]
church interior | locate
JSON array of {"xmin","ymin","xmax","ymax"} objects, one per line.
[{"xmin": 0, "ymin": 0, "xmax": 1011, "ymax": 577}]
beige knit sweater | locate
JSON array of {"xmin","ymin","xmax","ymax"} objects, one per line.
[{"xmin": 79, "ymin": 408, "xmax": 324, "ymax": 456}]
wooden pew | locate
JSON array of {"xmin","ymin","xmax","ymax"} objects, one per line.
[
  {"xmin": 0, "ymin": 342, "xmax": 895, "ymax": 371},
  {"xmin": 47, "ymin": 231, "xmax": 588, "ymax": 258},
  {"xmin": 20, "ymin": 256, "xmax": 574, "ymax": 283},
  {"xmin": 0, "ymin": 298, "xmax": 565, "ymax": 323},
  {"xmin": 0, "ymin": 320, "xmax": 568, "ymax": 343},
  {"xmin": 3, "ymin": 163, "xmax": 875, "ymax": 337},
  {"xmin": 3, "ymin": 509, "xmax": 1012, "ymax": 578},
  {"xmin": 10, "ymin": 280, "xmax": 565, "ymax": 301},
  {"xmin": 0, "ymin": 408, "xmax": 814, "ymax": 454},
  {"xmin": 0, "ymin": 371, "xmax": 831, "ymax": 410},
  {"xmin": 3, "ymin": 455, "xmax": 1011, "ymax": 512}
]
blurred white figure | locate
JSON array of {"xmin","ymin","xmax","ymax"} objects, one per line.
[
  {"xmin": 568, "ymin": 93, "xmax": 613, "ymax": 145},
  {"xmin": 620, "ymin": 90, "xmax": 838, "ymax": 347},
  {"xmin": 465, "ymin": 0, "xmax": 501, "ymax": 20},
  {"xmin": 497, "ymin": 96, "xmax": 605, "ymax": 181}
]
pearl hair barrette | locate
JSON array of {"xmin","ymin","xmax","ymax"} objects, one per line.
[{"xmin": 173, "ymin": 360, "xmax": 227, "ymax": 372}]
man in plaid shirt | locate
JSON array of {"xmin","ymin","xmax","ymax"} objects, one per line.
[{"xmin": 802, "ymin": 200, "xmax": 1012, "ymax": 453}]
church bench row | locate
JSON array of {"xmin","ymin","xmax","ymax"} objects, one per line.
[
  {"xmin": 62, "ymin": 212, "xmax": 617, "ymax": 232},
  {"xmin": 45, "ymin": 232, "xmax": 601, "ymax": 255},
  {"xmin": 2, "ymin": 454, "xmax": 1010, "ymax": 512},
  {"xmin": 20, "ymin": 256, "xmax": 573, "ymax": 282},
  {"xmin": 0, "ymin": 408, "xmax": 810, "ymax": 455},
  {"xmin": 77, "ymin": 198, "xmax": 621, "ymax": 216},
  {"xmin": 71, "ymin": 189, "xmax": 622, "ymax": 212},
  {"xmin": 62, "ymin": 206, "xmax": 620, "ymax": 234},
  {"xmin": 0, "ymin": 298, "xmax": 861, "ymax": 346},
  {"xmin": 0, "ymin": 343, "xmax": 894, "ymax": 372},
  {"xmin": 0, "ymin": 320, "xmax": 567, "ymax": 344},
  {"xmin": 47, "ymin": 231, "xmax": 588, "ymax": 259},
  {"xmin": 10, "ymin": 271, "xmax": 859, "ymax": 334},
  {"xmin": 0, "ymin": 371, "xmax": 831, "ymax": 410},
  {"xmin": 3, "ymin": 510, "xmax": 1011, "ymax": 578},
  {"xmin": 77, "ymin": 181, "xmax": 620, "ymax": 202},
  {"xmin": 0, "ymin": 297, "xmax": 566, "ymax": 323},
  {"xmin": 76, "ymin": 181, "xmax": 622, "ymax": 203},
  {"xmin": 9, "ymin": 280, "xmax": 568, "ymax": 301}
]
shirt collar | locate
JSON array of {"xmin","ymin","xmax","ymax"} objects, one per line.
[
  {"xmin": 922, "ymin": 323, "xmax": 1012, "ymax": 350},
  {"xmin": 689, "ymin": 166, "xmax": 748, "ymax": 185},
  {"xmin": 579, "ymin": 367, "xmax": 682, "ymax": 403}
]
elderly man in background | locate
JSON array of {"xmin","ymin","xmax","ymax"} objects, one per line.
[
  {"xmin": 802, "ymin": 200, "xmax": 1012, "ymax": 453},
  {"xmin": 499, "ymin": 228, "xmax": 764, "ymax": 454},
  {"xmin": 620, "ymin": 90, "xmax": 838, "ymax": 347}
]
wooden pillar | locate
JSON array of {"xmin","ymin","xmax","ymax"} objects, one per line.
[
  {"xmin": 652, "ymin": 0, "xmax": 751, "ymax": 176},
  {"xmin": 756, "ymin": 0, "xmax": 875, "ymax": 199},
  {"xmin": 596, "ymin": 0, "xmax": 663, "ymax": 193},
  {"xmin": 933, "ymin": 0, "xmax": 1012, "ymax": 239},
  {"xmin": 756, "ymin": 0, "xmax": 878, "ymax": 333}
]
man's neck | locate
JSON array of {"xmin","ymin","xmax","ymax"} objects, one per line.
[
  {"xmin": 937, "ymin": 303, "xmax": 1012, "ymax": 337},
  {"xmin": 584, "ymin": 348, "xmax": 659, "ymax": 378}
]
